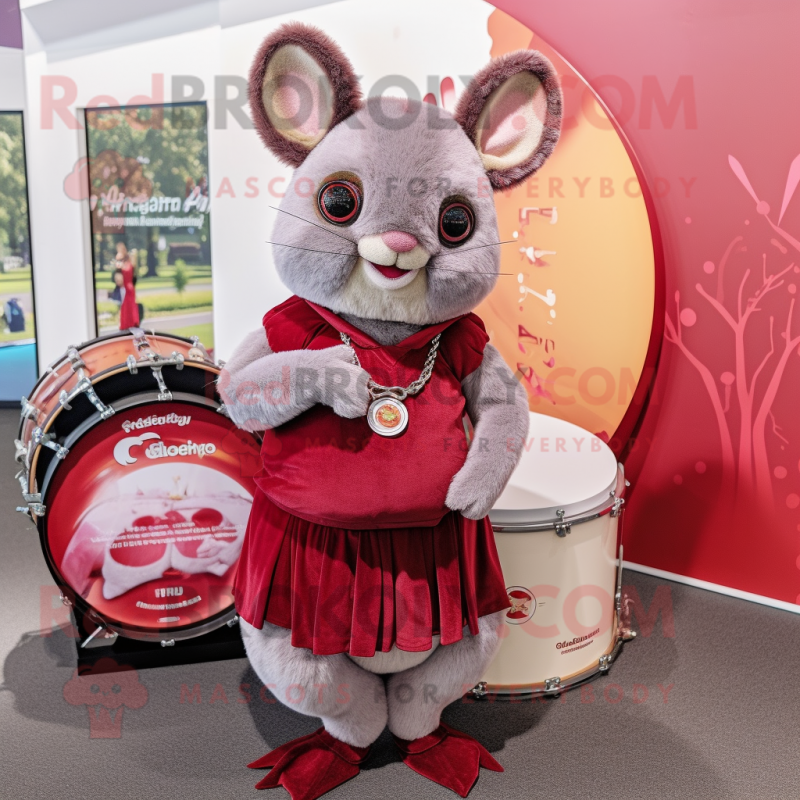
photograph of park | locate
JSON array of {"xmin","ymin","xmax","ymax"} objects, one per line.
[
  {"xmin": 85, "ymin": 102, "xmax": 214, "ymax": 353},
  {"xmin": 0, "ymin": 110, "xmax": 37, "ymax": 402}
]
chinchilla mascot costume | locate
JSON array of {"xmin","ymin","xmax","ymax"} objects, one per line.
[{"xmin": 221, "ymin": 22, "xmax": 561, "ymax": 800}]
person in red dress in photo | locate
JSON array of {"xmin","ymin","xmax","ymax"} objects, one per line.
[
  {"xmin": 220, "ymin": 23, "xmax": 562, "ymax": 800},
  {"xmin": 116, "ymin": 242, "xmax": 140, "ymax": 330}
]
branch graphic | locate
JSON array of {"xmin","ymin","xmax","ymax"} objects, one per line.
[{"xmin": 665, "ymin": 153, "xmax": 800, "ymax": 509}]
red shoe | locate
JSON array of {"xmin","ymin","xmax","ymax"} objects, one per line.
[
  {"xmin": 248, "ymin": 728, "xmax": 370, "ymax": 800},
  {"xmin": 393, "ymin": 722, "xmax": 503, "ymax": 797}
]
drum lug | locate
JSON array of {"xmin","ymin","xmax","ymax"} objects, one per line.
[
  {"xmin": 126, "ymin": 355, "xmax": 139, "ymax": 374},
  {"xmin": 161, "ymin": 639, "xmax": 176, "ymax": 647},
  {"xmin": 610, "ymin": 497, "xmax": 625, "ymax": 517},
  {"xmin": 32, "ymin": 427, "xmax": 69, "ymax": 460},
  {"xmin": 13, "ymin": 438, "xmax": 28, "ymax": 464},
  {"xmin": 554, "ymin": 509, "xmax": 571, "ymax": 537},
  {"xmin": 544, "ymin": 676, "xmax": 562, "ymax": 694},
  {"xmin": 131, "ymin": 328, "xmax": 151, "ymax": 352},
  {"xmin": 22, "ymin": 492, "xmax": 46, "ymax": 517},
  {"xmin": 67, "ymin": 346, "xmax": 86, "ymax": 372},
  {"xmin": 598, "ymin": 654, "xmax": 612, "ymax": 672},
  {"xmin": 170, "ymin": 352, "xmax": 185, "ymax": 370},
  {"xmin": 20, "ymin": 396, "xmax": 41, "ymax": 422},
  {"xmin": 470, "ymin": 681, "xmax": 488, "ymax": 700},
  {"xmin": 60, "ymin": 592, "xmax": 73, "ymax": 607},
  {"xmin": 226, "ymin": 614, "xmax": 239, "ymax": 628},
  {"xmin": 58, "ymin": 390, "xmax": 72, "ymax": 411}
]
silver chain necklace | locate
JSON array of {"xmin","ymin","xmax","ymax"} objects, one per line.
[{"xmin": 339, "ymin": 331, "xmax": 442, "ymax": 437}]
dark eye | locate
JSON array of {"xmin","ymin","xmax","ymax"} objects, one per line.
[
  {"xmin": 439, "ymin": 202, "xmax": 474, "ymax": 246},
  {"xmin": 318, "ymin": 180, "xmax": 361, "ymax": 225}
]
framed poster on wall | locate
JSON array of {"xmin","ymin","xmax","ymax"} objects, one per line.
[
  {"xmin": 0, "ymin": 110, "xmax": 38, "ymax": 403},
  {"xmin": 83, "ymin": 102, "xmax": 213, "ymax": 353}
]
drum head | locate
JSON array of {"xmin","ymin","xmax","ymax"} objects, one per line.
[
  {"xmin": 40, "ymin": 398, "xmax": 261, "ymax": 641},
  {"xmin": 490, "ymin": 412, "xmax": 619, "ymax": 527}
]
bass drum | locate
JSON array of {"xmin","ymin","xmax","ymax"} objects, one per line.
[
  {"xmin": 14, "ymin": 329, "xmax": 261, "ymax": 645},
  {"xmin": 479, "ymin": 412, "xmax": 634, "ymax": 697}
]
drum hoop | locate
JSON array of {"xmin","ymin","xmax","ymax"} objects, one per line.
[
  {"xmin": 34, "ymin": 390, "xmax": 243, "ymax": 644},
  {"xmin": 473, "ymin": 609, "xmax": 631, "ymax": 699},
  {"xmin": 26, "ymin": 360, "xmax": 219, "ymax": 495},
  {"xmin": 20, "ymin": 330, "xmax": 215, "ymax": 440},
  {"xmin": 36, "ymin": 390, "xmax": 220, "ymax": 503},
  {"xmin": 490, "ymin": 464, "xmax": 626, "ymax": 533}
]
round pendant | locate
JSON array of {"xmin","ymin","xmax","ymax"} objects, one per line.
[{"xmin": 367, "ymin": 397, "xmax": 408, "ymax": 437}]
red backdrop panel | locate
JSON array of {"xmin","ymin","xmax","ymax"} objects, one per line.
[{"xmin": 497, "ymin": 0, "xmax": 800, "ymax": 605}]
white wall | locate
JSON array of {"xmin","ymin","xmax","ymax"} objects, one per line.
[
  {"xmin": 19, "ymin": 0, "xmax": 494, "ymax": 366},
  {"xmin": 0, "ymin": 46, "xmax": 26, "ymax": 110}
]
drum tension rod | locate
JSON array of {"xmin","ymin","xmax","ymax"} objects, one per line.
[
  {"xmin": 127, "ymin": 351, "xmax": 185, "ymax": 401},
  {"xmin": 15, "ymin": 469, "xmax": 46, "ymax": 516},
  {"xmin": 32, "ymin": 427, "xmax": 69, "ymax": 460},
  {"xmin": 15, "ymin": 469, "xmax": 27, "ymax": 493},
  {"xmin": 59, "ymin": 376, "xmax": 115, "ymax": 419},
  {"xmin": 22, "ymin": 493, "xmax": 45, "ymax": 516},
  {"xmin": 554, "ymin": 509, "xmax": 571, "ymax": 537},
  {"xmin": 471, "ymin": 682, "xmax": 488, "ymax": 699},
  {"xmin": 152, "ymin": 366, "xmax": 172, "ymax": 402},
  {"xmin": 544, "ymin": 677, "xmax": 562, "ymax": 694}
]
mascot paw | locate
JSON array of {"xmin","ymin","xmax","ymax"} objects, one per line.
[
  {"xmin": 248, "ymin": 728, "xmax": 369, "ymax": 800},
  {"xmin": 445, "ymin": 468, "xmax": 498, "ymax": 520},
  {"xmin": 393, "ymin": 723, "xmax": 502, "ymax": 797}
]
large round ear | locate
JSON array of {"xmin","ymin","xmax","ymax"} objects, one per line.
[
  {"xmin": 455, "ymin": 50, "xmax": 562, "ymax": 190},
  {"xmin": 248, "ymin": 22, "xmax": 362, "ymax": 167}
]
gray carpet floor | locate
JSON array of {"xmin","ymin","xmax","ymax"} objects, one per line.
[{"xmin": 1, "ymin": 407, "xmax": 798, "ymax": 800}]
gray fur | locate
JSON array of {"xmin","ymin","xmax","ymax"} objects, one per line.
[
  {"xmin": 219, "ymin": 339, "xmax": 370, "ymax": 431},
  {"xmin": 241, "ymin": 619, "xmax": 388, "ymax": 748},
  {"xmin": 226, "ymin": 29, "xmax": 562, "ymax": 753},
  {"xmin": 386, "ymin": 611, "xmax": 504, "ymax": 741},
  {"xmin": 339, "ymin": 313, "xmax": 424, "ymax": 346},
  {"xmin": 446, "ymin": 344, "xmax": 530, "ymax": 520},
  {"xmin": 270, "ymin": 96, "xmax": 500, "ymax": 326},
  {"xmin": 349, "ymin": 637, "xmax": 440, "ymax": 674},
  {"xmin": 221, "ymin": 328, "xmax": 271, "ymax": 375}
]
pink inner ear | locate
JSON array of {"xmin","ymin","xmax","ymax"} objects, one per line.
[
  {"xmin": 480, "ymin": 87, "xmax": 548, "ymax": 157},
  {"xmin": 271, "ymin": 71, "xmax": 323, "ymax": 138}
]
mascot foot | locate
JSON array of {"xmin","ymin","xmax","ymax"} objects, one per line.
[
  {"xmin": 248, "ymin": 728, "xmax": 370, "ymax": 800},
  {"xmin": 393, "ymin": 722, "xmax": 502, "ymax": 798}
]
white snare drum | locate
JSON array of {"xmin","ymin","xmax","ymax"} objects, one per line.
[{"xmin": 479, "ymin": 412, "xmax": 634, "ymax": 697}]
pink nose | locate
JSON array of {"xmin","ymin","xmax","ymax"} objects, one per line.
[{"xmin": 381, "ymin": 230, "xmax": 418, "ymax": 253}]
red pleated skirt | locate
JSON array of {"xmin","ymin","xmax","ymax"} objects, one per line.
[{"xmin": 233, "ymin": 489, "xmax": 510, "ymax": 657}]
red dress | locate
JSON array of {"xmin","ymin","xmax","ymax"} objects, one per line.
[
  {"xmin": 118, "ymin": 262, "xmax": 140, "ymax": 329},
  {"xmin": 233, "ymin": 297, "xmax": 509, "ymax": 657}
]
